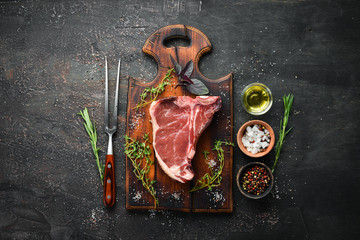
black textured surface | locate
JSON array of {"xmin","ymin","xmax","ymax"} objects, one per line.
[{"xmin": 1, "ymin": 0, "xmax": 360, "ymax": 239}]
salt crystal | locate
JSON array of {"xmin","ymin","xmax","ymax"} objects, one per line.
[
  {"xmin": 260, "ymin": 142, "xmax": 269, "ymax": 148},
  {"xmin": 242, "ymin": 138, "xmax": 250, "ymax": 147}
]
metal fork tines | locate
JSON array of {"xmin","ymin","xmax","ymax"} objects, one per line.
[
  {"xmin": 103, "ymin": 56, "xmax": 121, "ymax": 207},
  {"xmin": 105, "ymin": 57, "xmax": 121, "ymax": 150}
]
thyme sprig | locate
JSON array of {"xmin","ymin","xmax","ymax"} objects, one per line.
[
  {"xmin": 190, "ymin": 140, "xmax": 234, "ymax": 192},
  {"xmin": 202, "ymin": 150, "xmax": 210, "ymax": 160},
  {"xmin": 124, "ymin": 134, "xmax": 158, "ymax": 207},
  {"xmin": 78, "ymin": 108, "xmax": 104, "ymax": 184},
  {"xmin": 134, "ymin": 68, "xmax": 174, "ymax": 110},
  {"xmin": 272, "ymin": 94, "xmax": 294, "ymax": 173}
]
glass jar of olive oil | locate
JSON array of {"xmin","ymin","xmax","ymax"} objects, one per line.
[{"xmin": 241, "ymin": 83, "xmax": 273, "ymax": 115}]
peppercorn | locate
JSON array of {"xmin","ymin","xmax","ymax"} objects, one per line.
[{"xmin": 241, "ymin": 165, "xmax": 270, "ymax": 195}]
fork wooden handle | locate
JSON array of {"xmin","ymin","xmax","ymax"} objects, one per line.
[{"xmin": 103, "ymin": 154, "xmax": 115, "ymax": 207}]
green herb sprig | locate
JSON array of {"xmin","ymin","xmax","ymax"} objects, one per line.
[
  {"xmin": 202, "ymin": 150, "xmax": 210, "ymax": 160},
  {"xmin": 78, "ymin": 108, "xmax": 105, "ymax": 184},
  {"xmin": 134, "ymin": 68, "xmax": 174, "ymax": 110},
  {"xmin": 272, "ymin": 94, "xmax": 294, "ymax": 172},
  {"xmin": 190, "ymin": 140, "xmax": 234, "ymax": 192},
  {"xmin": 124, "ymin": 134, "xmax": 158, "ymax": 207}
]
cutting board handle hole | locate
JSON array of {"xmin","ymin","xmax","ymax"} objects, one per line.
[{"xmin": 163, "ymin": 37, "xmax": 191, "ymax": 48}]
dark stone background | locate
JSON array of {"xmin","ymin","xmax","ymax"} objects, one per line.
[{"xmin": 1, "ymin": 0, "xmax": 359, "ymax": 239}]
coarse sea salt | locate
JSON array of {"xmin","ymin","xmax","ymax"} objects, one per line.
[{"xmin": 242, "ymin": 124, "xmax": 270, "ymax": 154}]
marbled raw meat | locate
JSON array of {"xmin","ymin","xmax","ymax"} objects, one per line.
[{"xmin": 149, "ymin": 96, "xmax": 221, "ymax": 183}]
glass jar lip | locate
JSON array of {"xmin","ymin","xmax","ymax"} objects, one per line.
[{"xmin": 241, "ymin": 82, "xmax": 273, "ymax": 115}]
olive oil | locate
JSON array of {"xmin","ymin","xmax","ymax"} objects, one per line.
[{"xmin": 241, "ymin": 83, "xmax": 272, "ymax": 115}]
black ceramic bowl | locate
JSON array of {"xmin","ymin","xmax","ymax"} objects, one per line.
[{"xmin": 236, "ymin": 162, "xmax": 274, "ymax": 199}]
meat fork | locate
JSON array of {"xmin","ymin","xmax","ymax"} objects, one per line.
[{"xmin": 103, "ymin": 56, "xmax": 121, "ymax": 207}]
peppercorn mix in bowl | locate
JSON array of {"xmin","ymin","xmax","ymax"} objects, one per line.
[
  {"xmin": 236, "ymin": 162, "xmax": 274, "ymax": 199},
  {"xmin": 237, "ymin": 120, "xmax": 275, "ymax": 158}
]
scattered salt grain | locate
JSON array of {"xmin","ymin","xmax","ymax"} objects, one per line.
[
  {"xmin": 242, "ymin": 124, "xmax": 270, "ymax": 154},
  {"xmin": 206, "ymin": 190, "xmax": 226, "ymax": 206},
  {"xmin": 132, "ymin": 191, "xmax": 142, "ymax": 202},
  {"xmin": 212, "ymin": 191, "xmax": 224, "ymax": 203},
  {"xmin": 171, "ymin": 192, "xmax": 181, "ymax": 201},
  {"xmin": 148, "ymin": 209, "xmax": 156, "ymax": 218},
  {"xmin": 207, "ymin": 159, "xmax": 217, "ymax": 168}
]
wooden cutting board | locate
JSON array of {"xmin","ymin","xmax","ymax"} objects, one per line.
[{"xmin": 125, "ymin": 25, "xmax": 233, "ymax": 212}]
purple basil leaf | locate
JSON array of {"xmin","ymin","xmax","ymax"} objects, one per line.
[
  {"xmin": 179, "ymin": 60, "xmax": 193, "ymax": 78},
  {"xmin": 169, "ymin": 54, "xmax": 182, "ymax": 75},
  {"xmin": 183, "ymin": 60, "xmax": 193, "ymax": 78},
  {"xmin": 181, "ymin": 75, "xmax": 194, "ymax": 84},
  {"xmin": 185, "ymin": 78, "xmax": 209, "ymax": 95}
]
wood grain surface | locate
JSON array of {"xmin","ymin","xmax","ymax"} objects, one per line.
[{"xmin": 125, "ymin": 25, "xmax": 233, "ymax": 212}]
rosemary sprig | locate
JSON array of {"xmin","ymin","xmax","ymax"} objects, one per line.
[
  {"xmin": 124, "ymin": 134, "xmax": 158, "ymax": 207},
  {"xmin": 78, "ymin": 108, "xmax": 104, "ymax": 184},
  {"xmin": 272, "ymin": 94, "xmax": 294, "ymax": 173},
  {"xmin": 134, "ymin": 68, "xmax": 174, "ymax": 110},
  {"xmin": 190, "ymin": 140, "xmax": 234, "ymax": 192}
]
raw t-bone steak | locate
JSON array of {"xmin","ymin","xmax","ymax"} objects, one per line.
[{"xmin": 149, "ymin": 96, "xmax": 221, "ymax": 183}]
